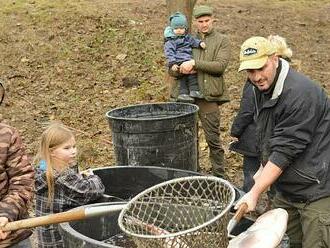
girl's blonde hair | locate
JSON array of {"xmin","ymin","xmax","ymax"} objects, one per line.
[
  {"xmin": 267, "ymin": 35, "xmax": 293, "ymax": 60},
  {"xmin": 36, "ymin": 122, "xmax": 74, "ymax": 202}
]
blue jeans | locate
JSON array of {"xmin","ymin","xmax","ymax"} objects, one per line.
[
  {"xmin": 11, "ymin": 238, "xmax": 32, "ymax": 248},
  {"xmin": 242, "ymin": 155, "xmax": 260, "ymax": 192}
]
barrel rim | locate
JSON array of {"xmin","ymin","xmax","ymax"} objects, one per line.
[
  {"xmin": 105, "ymin": 102, "xmax": 199, "ymax": 121},
  {"xmin": 92, "ymin": 165, "xmax": 202, "ymax": 175}
]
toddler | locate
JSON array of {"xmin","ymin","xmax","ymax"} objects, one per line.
[{"xmin": 164, "ymin": 12, "xmax": 205, "ymax": 103}]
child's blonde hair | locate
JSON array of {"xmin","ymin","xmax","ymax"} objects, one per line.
[
  {"xmin": 267, "ymin": 35, "xmax": 293, "ymax": 60},
  {"xmin": 36, "ymin": 122, "xmax": 74, "ymax": 202}
]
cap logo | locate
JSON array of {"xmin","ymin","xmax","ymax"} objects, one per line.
[{"xmin": 243, "ymin": 48, "xmax": 257, "ymax": 56}]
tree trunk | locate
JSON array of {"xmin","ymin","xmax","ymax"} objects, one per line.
[{"xmin": 166, "ymin": 0, "xmax": 197, "ymax": 31}]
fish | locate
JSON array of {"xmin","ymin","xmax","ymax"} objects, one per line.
[
  {"xmin": 125, "ymin": 216, "xmax": 189, "ymax": 248},
  {"xmin": 228, "ymin": 208, "xmax": 288, "ymax": 248}
]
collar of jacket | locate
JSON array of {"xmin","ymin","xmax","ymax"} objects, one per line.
[
  {"xmin": 253, "ymin": 58, "xmax": 290, "ymax": 110},
  {"xmin": 271, "ymin": 58, "xmax": 290, "ymax": 100}
]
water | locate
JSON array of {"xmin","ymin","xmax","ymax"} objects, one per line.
[{"xmin": 103, "ymin": 233, "xmax": 137, "ymax": 248}]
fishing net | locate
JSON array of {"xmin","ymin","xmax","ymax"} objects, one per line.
[{"xmin": 118, "ymin": 176, "xmax": 235, "ymax": 248}]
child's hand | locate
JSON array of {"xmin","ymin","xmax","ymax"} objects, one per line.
[
  {"xmin": 80, "ymin": 168, "xmax": 94, "ymax": 176},
  {"xmin": 200, "ymin": 42, "xmax": 206, "ymax": 49},
  {"xmin": 171, "ymin": 64, "xmax": 179, "ymax": 72}
]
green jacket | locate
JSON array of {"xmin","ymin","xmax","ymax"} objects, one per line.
[{"xmin": 170, "ymin": 28, "xmax": 231, "ymax": 104}]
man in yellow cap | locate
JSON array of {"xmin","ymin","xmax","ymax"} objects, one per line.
[
  {"xmin": 235, "ymin": 36, "xmax": 330, "ymax": 248},
  {"xmin": 176, "ymin": 5, "xmax": 231, "ymax": 178}
]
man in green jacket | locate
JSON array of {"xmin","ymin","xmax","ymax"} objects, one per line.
[{"xmin": 177, "ymin": 5, "xmax": 231, "ymax": 178}]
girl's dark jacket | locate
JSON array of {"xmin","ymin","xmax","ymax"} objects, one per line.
[
  {"xmin": 230, "ymin": 82, "xmax": 258, "ymax": 157},
  {"xmin": 35, "ymin": 164, "xmax": 105, "ymax": 248},
  {"xmin": 255, "ymin": 59, "xmax": 330, "ymax": 203}
]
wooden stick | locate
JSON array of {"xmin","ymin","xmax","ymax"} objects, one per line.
[{"xmin": 1, "ymin": 208, "xmax": 86, "ymax": 232}]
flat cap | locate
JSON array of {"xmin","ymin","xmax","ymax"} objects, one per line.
[{"xmin": 193, "ymin": 5, "xmax": 213, "ymax": 18}]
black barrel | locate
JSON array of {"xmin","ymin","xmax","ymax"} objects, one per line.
[
  {"xmin": 92, "ymin": 166, "xmax": 202, "ymax": 200},
  {"xmin": 59, "ymin": 167, "xmax": 288, "ymax": 248},
  {"xmin": 59, "ymin": 166, "xmax": 204, "ymax": 248},
  {"xmin": 106, "ymin": 102, "xmax": 199, "ymax": 171},
  {"xmin": 60, "ymin": 204, "xmax": 289, "ymax": 248}
]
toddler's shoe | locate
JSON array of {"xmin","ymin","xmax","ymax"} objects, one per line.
[
  {"xmin": 190, "ymin": 90, "xmax": 204, "ymax": 99},
  {"xmin": 177, "ymin": 94, "xmax": 195, "ymax": 103}
]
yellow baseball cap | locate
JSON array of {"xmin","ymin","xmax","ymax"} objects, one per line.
[{"xmin": 238, "ymin": 36, "xmax": 276, "ymax": 72}]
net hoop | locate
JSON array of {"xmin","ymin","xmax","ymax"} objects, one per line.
[{"xmin": 118, "ymin": 175, "xmax": 235, "ymax": 239}]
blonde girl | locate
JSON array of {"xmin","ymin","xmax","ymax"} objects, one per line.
[{"xmin": 35, "ymin": 122, "xmax": 104, "ymax": 248}]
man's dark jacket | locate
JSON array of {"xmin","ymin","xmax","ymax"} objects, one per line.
[{"xmin": 255, "ymin": 59, "xmax": 330, "ymax": 203}]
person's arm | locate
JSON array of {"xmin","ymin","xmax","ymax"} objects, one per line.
[
  {"xmin": 0, "ymin": 128, "xmax": 34, "ymax": 222},
  {"xmin": 164, "ymin": 40, "xmax": 177, "ymax": 68},
  {"xmin": 194, "ymin": 35, "xmax": 231, "ymax": 75},
  {"xmin": 187, "ymin": 34, "xmax": 203, "ymax": 49},
  {"xmin": 60, "ymin": 171, "xmax": 105, "ymax": 206},
  {"xmin": 230, "ymin": 82, "xmax": 256, "ymax": 138},
  {"xmin": 236, "ymin": 160, "xmax": 282, "ymax": 212}
]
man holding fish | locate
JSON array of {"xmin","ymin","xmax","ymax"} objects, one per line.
[{"xmin": 235, "ymin": 36, "xmax": 330, "ymax": 247}]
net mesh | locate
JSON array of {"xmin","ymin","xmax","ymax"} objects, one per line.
[{"xmin": 118, "ymin": 176, "xmax": 235, "ymax": 248}]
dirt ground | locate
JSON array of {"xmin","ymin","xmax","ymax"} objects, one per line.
[{"xmin": 0, "ymin": 0, "xmax": 329, "ymax": 215}]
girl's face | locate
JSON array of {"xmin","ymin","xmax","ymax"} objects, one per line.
[{"xmin": 51, "ymin": 137, "xmax": 77, "ymax": 168}]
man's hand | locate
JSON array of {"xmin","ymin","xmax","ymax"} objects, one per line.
[
  {"xmin": 234, "ymin": 191, "xmax": 259, "ymax": 213},
  {"xmin": 179, "ymin": 60, "xmax": 195, "ymax": 74},
  {"xmin": 0, "ymin": 217, "xmax": 10, "ymax": 240},
  {"xmin": 235, "ymin": 161, "xmax": 283, "ymax": 213}
]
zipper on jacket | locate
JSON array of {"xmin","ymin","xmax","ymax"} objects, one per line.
[{"xmin": 293, "ymin": 168, "xmax": 320, "ymax": 184}]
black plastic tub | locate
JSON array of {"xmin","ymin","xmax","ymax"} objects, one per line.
[
  {"xmin": 59, "ymin": 166, "xmax": 246, "ymax": 247},
  {"xmin": 60, "ymin": 202, "xmax": 124, "ymax": 248},
  {"xmin": 59, "ymin": 164, "xmax": 288, "ymax": 248},
  {"xmin": 106, "ymin": 102, "xmax": 199, "ymax": 171},
  {"xmin": 91, "ymin": 166, "xmax": 203, "ymax": 200},
  {"xmin": 60, "ymin": 203, "xmax": 290, "ymax": 248}
]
